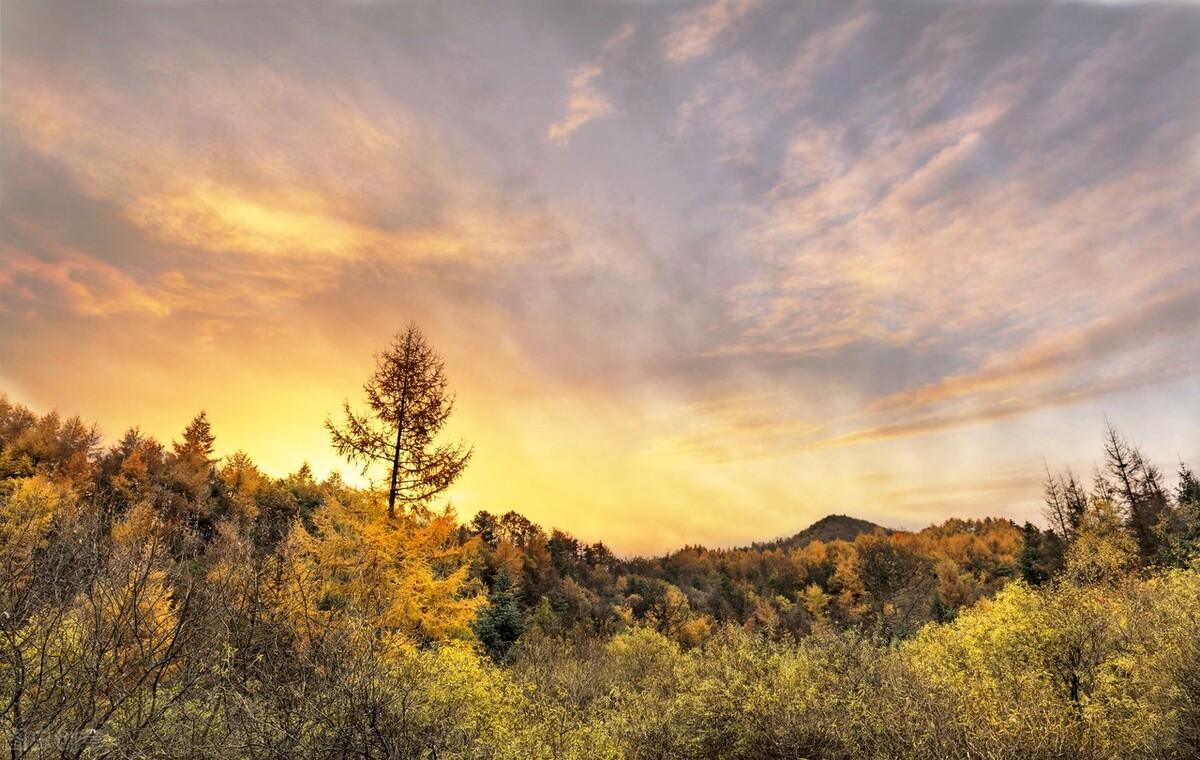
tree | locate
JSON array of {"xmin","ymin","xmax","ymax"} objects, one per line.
[
  {"xmin": 1100, "ymin": 422, "xmax": 1166, "ymax": 560},
  {"xmin": 1062, "ymin": 498, "xmax": 1138, "ymax": 585},
  {"xmin": 167, "ymin": 411, "xmax": 219, "ymax": 531},
  {"xmin": 1043, "ymin": 466, "xmax": 1088, "ymax": 542},
  {"xmin": 1179, "ymin": 462, "xmax": 1200, "ymax": 508},
  {"xmin": 1159, "ymin": 461, "xmax": 1200, "ymax": 566},
  {"xmin": 0, "ymin": 400, "xmax": 100, "ymax": 488},
  {"xmin": 327, "ymin": 325, "xmax": 472, "ymax": 519},
  {"xmin": 173, "ymin": 411, "xmax": 216, "ymax": 466},
  {"xmin": 279, "ymin": 493, "xmax": 482, "ymax": 646},
  {"xmin": 1016, "ymin": 522, "xmax": 1063, "ymax": 586},
  {"xmin": 474, "ymin": 571, "xmax": 525, "ymax": 662},
  {"xmin": 854, "ymin": 531, "xmax": 935, "ymax": 635},
  {"xmin": 103, "ymin": 429, "xmax": 165, "ymax": 512},
  {"xmin": 1102, "ymin": 421, "xmax": 1140, "ymax": 515}
]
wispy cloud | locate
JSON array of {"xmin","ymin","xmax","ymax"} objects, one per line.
[
  {"xmin": 547, "ymin": 22, "xmax": 635, "ymax": 146},
  {"xmin": 0, "ymin": 242, "xmax": 170, "ymax": 319},
  {"xmin": 2, "ymin": 53, "xmax": 569, "ymax": 318},
  {"xmin": 866, "ymin": 288, "xmax": 1200, "ymax": 417},
  {"xmin": 663, "ymin": 0, "xmax": 761, "ymax": 63},
  {"xmin": 2, "ymin": 0, "xmax": 1197, "ymax": 550},
  {"xmin": 547, "ymin": 66, "xmax": 614, "ymax": 145}
]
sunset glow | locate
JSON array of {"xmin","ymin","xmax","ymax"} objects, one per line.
[{"xmin": 2, "ymin": 0, "xmax": 1198, "ymax": 554}]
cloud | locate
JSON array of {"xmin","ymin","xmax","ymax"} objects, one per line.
[
  {"xmin": 547, "ymin": 65, "xmax": 614, "ymax": 145},
  {"xmin": 0, "ymin": 242, "xmax": 170, "ymax": 319},
  {"xmin": 1, "ymin": 0, "xmax": 1198, "ymax": 549},
  {"xmin": 1, "ymin": 48, "xmax": 572, "ymax": 321},
  {"xmin": 546, "ymin": 23, "xmax": 635, "ymax": 146},
  {"xmin": 650, "ymin": 393, "xmax": 824, "ymax": 463},
  {"xmin": 663, "ymin": 0, "xmax": 761, "ymax": 63},
  {"xmin": 811, "ymin": 363, "xmax": 1197, "ymax": 451},
  {"xmin": 721, "ymin": 6, "xmax": 1199, "ymax": 355},
  {"xmin": 772, "ymin": 10, "xmax": 876, "ymax": 102},
  {"xmin": 688, "ymin": 287, "xmax": 1200, "ymax": 459},
  {"xmin": 627, "ymin": 2, "xmax": 1199, "ymax": 465},
  {"xmin": 866, "ymin": 288, "xmax": 1200, "ymax": 416}
]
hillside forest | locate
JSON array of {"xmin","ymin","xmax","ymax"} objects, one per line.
[{"xmin": 2, "ymin": 327, "xmax": 1199, "ymax": 759}]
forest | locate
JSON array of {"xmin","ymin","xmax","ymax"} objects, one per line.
[{"xmin": 2, "ymin": 329, "xmax": 1199, "ymax": 759}]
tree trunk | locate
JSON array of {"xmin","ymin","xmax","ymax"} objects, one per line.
[
  {"xmin": 387, "ymin": 411, "xmax": 403, "ymax": 519},
  {"xmin": 386, "ymin": 340, "xmax": 413, "ymax": 519}
]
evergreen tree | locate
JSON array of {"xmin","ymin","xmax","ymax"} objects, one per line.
[
  {"xmin": 1179, "ymin": 462, "xmax": 1200, "ymax": 507},
  {"xmin": 1017, "ymin": 522, "xmax": 1063, "ymax": 586},
  {"xmin": 1159, "ymin": 462, "xmax": 1200, "ymax": 567},
  {"xmin": 473, "ymin": 571, "xmax": 525, "ymax": 662},
  {"xmin": 174, "ymin": 411, "xmax": 216, "ymax": 465},
  {"xmin": 1017, "ymin": 522, "xmax": 1047, "ymax": 585}
]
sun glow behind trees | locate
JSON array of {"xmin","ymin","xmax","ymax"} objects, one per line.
[
  {"xmin": 2, "ymin": 325, "xmax": 1199, "ymax": 756},
  {"xmin": 5, "ymin": 0, "xmax": 1199, "ymax": 556}
]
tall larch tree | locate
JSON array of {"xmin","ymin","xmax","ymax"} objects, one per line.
[
  {"xmin": 1102, "ymin": 422, "xmax": 1166, "ymax": 560},
  {"xmin": 327, "ymin": 324, "xmax": 472, "ymax": 518}
]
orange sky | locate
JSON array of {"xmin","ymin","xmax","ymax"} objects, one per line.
[{"xmin": 2, "ymin": 0, "xmax": 1198, "ymax": 554}]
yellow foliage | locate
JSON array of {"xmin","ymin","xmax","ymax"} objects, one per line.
[
  {"xmin": 1064, "ymin": 501, "xmax": 1139, "ymax": 585},
  {"xmin": 279, "ymin": 494, "xmax": 483, "ymax": 646},
  {"xmin": 897, "ymin": 566, "xmax": 1200, "ymax": 757},
  {"xmin": 0, "ymin": 476, "xmax": 73, "ymax": 588},
  {"xmin": 678, "ymin": 614, "xmax": 716, "ymax": 648}
]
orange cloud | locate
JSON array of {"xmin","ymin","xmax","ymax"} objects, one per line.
[
  {"xmin": 3, "ymin": 0, "xmax": 1197, "ymax": 553},
  {"xmin": 3, "ymin": 58, "xmax": 564, "ymax": 276},
  {"xmin": 809, "ymin": 364, "xmax": 1196, "ymax": 452},
  {"xmin": 0, "ymin": 242, "xmax": 170, "ymax": 319},
  {"xmin": 126, "ymin": 185, "xmax": 379, "ymax": 260}
]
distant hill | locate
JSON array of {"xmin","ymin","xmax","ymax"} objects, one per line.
[{"xmin": 752, "ymin": 514, "xmax": 891, "ymax": 551}]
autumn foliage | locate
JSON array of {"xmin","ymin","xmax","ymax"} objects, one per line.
[{"xmin": 2, "ymin": 391, "xmax": 1199, "ymax": 758}]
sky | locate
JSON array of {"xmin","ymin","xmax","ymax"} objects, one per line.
[{"xmin": 2, "ymin": 0, "xmax": 1198, "ymax": 554}]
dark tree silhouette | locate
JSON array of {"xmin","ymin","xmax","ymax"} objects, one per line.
[
  {"xmin": 1043, "ymin": 465, "xmax": 1088, "ymax": 542},
  {"xmin": 327, "ymin": 325, "xmax": 472, "ymax": 518},
  {"xmin": 1102, "ymin": 421, "xmax": 1167, "ymax": 560}
]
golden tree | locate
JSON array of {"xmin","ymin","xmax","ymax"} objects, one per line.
[
  {"xmin": 277, "ymin": 493, "xmax": 482, "ymax": 647},
  {"xmin": 327, "ymin": 325, "xmax": 471, "ymax": 519}
]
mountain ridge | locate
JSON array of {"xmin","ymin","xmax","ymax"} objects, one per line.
[{"xmin": 749, "ymin": 513, "xmax": 891, "ymax": 552}]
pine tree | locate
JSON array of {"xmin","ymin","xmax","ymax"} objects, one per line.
[
  {"xmin": 280, "ymin": 494, "xmax": 482, "ymax": 646},
  {"xmin": 1179, "ymin": 462, "xmax": 1200, "ymax": 508},
  {"xmin": 473, "ymin": 571, "xmax": 525, "ymax": 661},
  {"xmin": 1159, "ymin": 462, "xmax": 1200, "ymax": 566},
  {"xmin": 1017, "ymin": 522, "xmax": 1063, "ymax": 586},
  {"xmin": 1017, "ymin": 522, "xmax": 1047, "ymax": 585}
]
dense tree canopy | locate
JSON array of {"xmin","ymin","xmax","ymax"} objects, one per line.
[{"xmin": 1, "ymin": 386, "xmax": 1198, "ymax": 758}]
